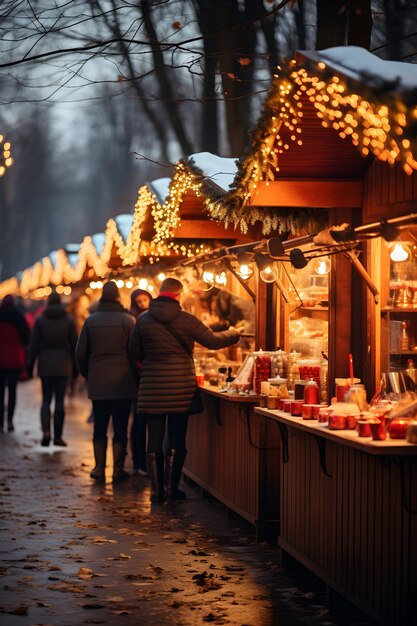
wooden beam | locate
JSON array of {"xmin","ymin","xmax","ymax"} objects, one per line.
[
  {"xmin": 249, "ymin": 180, "xmax": 363, "ymax": 208},
  {"xmin": 172, "ymin": 219, "xmax": 238, "ymax": 239}
]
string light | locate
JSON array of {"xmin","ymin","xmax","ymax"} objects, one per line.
[{"xmin": 0, "ymin": 135, "xmax": 14, "ymax": 177}]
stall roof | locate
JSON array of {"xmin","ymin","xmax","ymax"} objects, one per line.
[{"xmin": 209, "ymin": 46, "xmax": 417, "ymax": 235}]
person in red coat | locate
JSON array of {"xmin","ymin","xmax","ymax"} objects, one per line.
[{"xmin": 0, "ymin": 295, "xmax": 30, "ymax": 431}]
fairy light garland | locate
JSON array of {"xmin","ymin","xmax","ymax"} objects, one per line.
[
  {"xmin": 0, "ymin": 134, "xmax": 14, "ymax": 177},
  {"xmin": 209, "ymin": 56, "xmax": 417, "ymax": 235},
  {"xmin": 4, "ymin": 159, "xmax": 228, "ymax": 296}
]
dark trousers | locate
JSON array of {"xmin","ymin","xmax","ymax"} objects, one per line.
[
  {"xmin": 147, "ymin": 414, "xmax": 188, "ymax": 453},
  {"xmin": 130, "ymin": 410, "xmax": 147, "ymax": 470},
  {"xmin": 41, "ymin": 377, "xmax": 67, "ymax": 438},
  {"xmin": 92, "ymin": 399, "xmax": 131, "ymax": 445},
  {"xmin": 0, "ymin": 369, "xmax": 19, "ymax": 427}
]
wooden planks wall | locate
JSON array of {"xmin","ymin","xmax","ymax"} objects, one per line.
[
  {"xmin": 363, "ymin": 160, "xmax": 417, "ymax": 222},
  {"xmin": 184, "ymin": 394, "xmax": 280, "ymax": 539},
  {"xmin": 279, "ymin": 427, "xmax": 417, "ymax": 625}
]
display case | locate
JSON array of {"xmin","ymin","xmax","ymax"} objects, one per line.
[
  {"xmin": 276, "ymin": 249, "xmax": 330, "ymax": 401},
  {"xmin": 379, "ymin": 226, "xmax": 417, "ymax": 378}
]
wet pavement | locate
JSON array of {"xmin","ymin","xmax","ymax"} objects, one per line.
[{"xmin": 0, "ymin": 380, "xmax": 374, "ymax": 626}]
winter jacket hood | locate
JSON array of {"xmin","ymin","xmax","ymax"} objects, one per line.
[
  {"xmin": 43, "ymin": 304, "xmax": 67, "ymax": 320},
  {"xmin": 147, "ymin": 296, "xmax": 181, "ymax": 325},
  {"xmin": 95, "ymin": 301, "xmax": 126, "ymax": 313}
]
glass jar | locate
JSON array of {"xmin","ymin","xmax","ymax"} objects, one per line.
[{"xmin": 347, "ymin": 383, "xmax": 368, "ymax": 412}]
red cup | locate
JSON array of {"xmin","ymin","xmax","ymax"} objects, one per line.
[
  {"xmin": 318, "ymin": 408, "xmax": 332, "ymax": 423},
  {"xmin": 345, "ymin": 414, "xmax": 358, "ymax": 430},
  {"xmin": 328, "ymin": 413, "xmax": 347, "ymax": 430},
  {"xmin": 369, "ymin": 419, "xmax": 386, "ymax": 441},
  {"xmin": 357, "ymin": 419, "xmax": 372, "ymax": 437},
  {"xmin": 312, "ymin": 404, "xmax": 324, "ymax": 419},
  {"xmin": 302, "ymin": 404, "xmax": 314, "ymax": 420},
  {"xmin": 291, "ymin": 400, "xmax": 304, "ymax": 416},
  {"xmin": 196, "ymin": 374, "xmax": 205, "ymax": 387},
  {"xmin": 282, "ymin": 399, "xmax": 292, "ymax": 413},
  {"xmin": 278, "ymin": 399, "xmax": 286, "ymax": 411}
]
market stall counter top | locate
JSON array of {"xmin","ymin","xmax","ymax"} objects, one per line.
[
  {"xmin": 183, "ymin": 385, "xmax": 280, "ymax": 541},
  {"xmin": 253, "ymin": 406, "xmax": 417, "ymax": 626},
  {"xmin": 201, "ymin": 384, "xmax": 261, "ymax": 402},
  {"xmin": 255, "ymin": 408, "xmax": 417, "ymax": 455}
]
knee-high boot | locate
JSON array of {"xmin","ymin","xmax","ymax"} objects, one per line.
[
  {"xmin": 146, "ymin": 452, "xmax": 165, "ymax": 502},
  {"xmin": 41, "ymin": 405, "xmax": 51, "ymax": 445},
  {"xmin": 165, "ymin": 449, "xmax": 187, "ymax": 500},
  {"xmin": 90, "ymin": 439, "xmax": 107, "ymax": 482},
  {"xmin": 112, "ymin": 441, "xmax": 129, "ymax": 483},
  {"xmin": 53, "ymin": 408, "xmax": 66, "ymax": 444}
]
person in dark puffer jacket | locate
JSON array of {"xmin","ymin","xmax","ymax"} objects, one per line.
[
  {"xmin": 0, "ymin": 294, "xmax": 30, "ymax": 432},
  {"xmin": 27, "ymin": 292, "xmax": 78, "ymax": 446},
  {"xmin": 129, "ymin": 277, "xmax": 242, "ymax": 503},
  {"xmin": 75, "ymin": 281, "xmax": 137, "ymax": 483}
]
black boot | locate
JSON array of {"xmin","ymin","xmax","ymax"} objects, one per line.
[
  {"xmin": 166, "ymin": 449, "xmax": 187, "ymax": 500},
  {"xmin": 53, "ymin": 409, "xmax": 66, "ymax": 445},
  {"xmin": 41, "ymin": 405, "xmax": 51, "ymax": 445},
  {"xmin": 146, "ymin": 452, "xmax": 165, "ymax": 502},
  {"xmin": 90, "ymin": 439, "xmax": 107, "ymax": 482},
  {"xmin": 112, "ymin": 441, "xmax": 129, "ymax": 483}
]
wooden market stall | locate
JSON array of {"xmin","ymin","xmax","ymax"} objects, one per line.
[{"xmin": 201, "ymin": 46, "xmax": 417, "ymax": 625}]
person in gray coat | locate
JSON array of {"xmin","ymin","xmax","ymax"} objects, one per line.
[
  {"xmin": 27, "ymin": 292, "xmax": 78, "ymax": 447},
  {"xmin": 75, "ymin": 281, "xmax": 136, "ymax": 483},
  {"xmin": 129, "ymin": 277, "xmax": 242, "ymax": 503}
]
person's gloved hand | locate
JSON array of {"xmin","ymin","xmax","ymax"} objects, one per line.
[{"xmin": 229, "ymin": 323, "xmax": 245, "ymax": 334}]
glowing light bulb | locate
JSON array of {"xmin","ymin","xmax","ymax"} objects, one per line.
[
  {"xmin": 236, "ymin": 264, "xmax": 254, "ymax": 280},
  {"xmin": 260, "ymin": 266, "xmax": 278, "ymax": 283},
  {"xmin": 116, "ymin": 280, "xmax": 124, "ymax": 288},
  {"xmin": 138, "ymin": 278, "xmax": 149, "ymax": 289},
  {"xmin": 202, "ymin": 271, "xmax": 215, "ymax": 285},
  {"xmin": 390, "ymin": 243, "xmax": 410, "ymax": 262},
  {"xmin": 157, "ymin": 273, "xmax": 166, "ymax": 282},
  {"xmin": 125, "ymin": 280, "xmax": 133, "ymax": 289},
  {"xmin": 312, "ymin": 257, "xmax": 331, "ymax": 275},
  {"xmin": 215, "ymin": 271, "xmax": 227, "ymax": 286}
]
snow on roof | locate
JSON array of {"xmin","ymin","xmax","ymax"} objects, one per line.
[
  {"xmin": 65, "ymin": 243, "xmax": 80, "ymax": 254},
  {"xmin": 114, "ymin": 214, "xmax": 133, "ymax": 242},
  {"xmin": 92, "ymin": 233, "xmax": 106, "ymax": 254},
  {"xmin": 300, "ymin": 46, "xmax": 417, "ymax": 92},
  {"xmin": 148, "ymin": 177, "xmax": 171, "ymax": 204},
  {"xmin": 67, "ymin": 253, "xmax": 79, "ymax": 268},
  {"xmin": 188, "ymin": 152, "xmax": 238, "ymax": 191},
  {"xmin": 49, "ymin": 250, "xmax": 58, "ymax": 267}
]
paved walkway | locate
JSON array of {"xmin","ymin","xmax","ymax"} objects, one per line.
[{"xmin": 0, "ymin": 380, "xmax": 373, "ymax": 626}]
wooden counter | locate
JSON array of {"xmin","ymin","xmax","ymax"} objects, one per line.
[
  {"xmin": 184, "ymin": 386, "xmax": 280, "ymax": 540},
  {"xmin": 254, "ymin": 407, "xmax": 417, "ymax": 626}
]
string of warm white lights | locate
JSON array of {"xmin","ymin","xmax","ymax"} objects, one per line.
[
  {"xmin": 209, "ymin": 55, "xmax": 417, "ymax": 235},
  {"xmin": 0, "ymin": 134, "xmax": 13, "ymax": 177},
  {"xmin": 14, "ymin": 171, "xmax": 214, "ymax": 296}
]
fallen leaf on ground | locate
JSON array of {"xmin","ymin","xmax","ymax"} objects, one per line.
[{"xmin": 78, "ymin": 567, "xmax": 94, "ymax": 579}]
